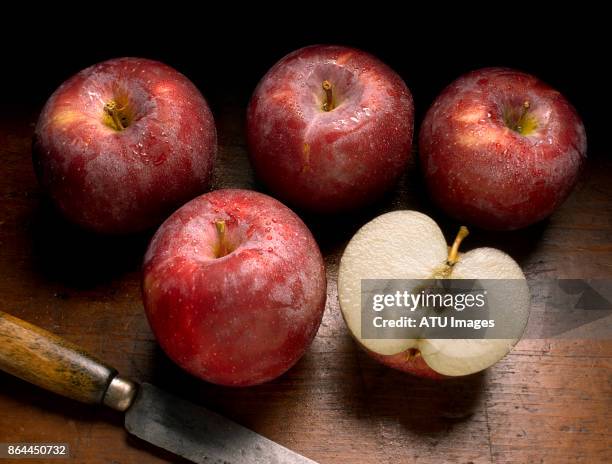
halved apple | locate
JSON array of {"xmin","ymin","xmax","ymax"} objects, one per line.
[{"xmin": 338, "ymin": 211, "xmax": 530, "ymax": 378}]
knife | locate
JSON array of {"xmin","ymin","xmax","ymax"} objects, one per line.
[{"xmin": 0, "ymin": 310, "xmax": 317, "ymax": 464}]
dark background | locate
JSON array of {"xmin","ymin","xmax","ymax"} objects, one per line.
[{"xmin": 1, "ymin": 11, "xmax": 607, "ymax": 151}]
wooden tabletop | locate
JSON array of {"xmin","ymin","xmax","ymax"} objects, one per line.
[{"xmin": 0, "ymin": 100, "xmax": 610, "ymax": 464}]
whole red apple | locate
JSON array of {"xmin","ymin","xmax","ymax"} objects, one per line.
[
  {"xmin": 33, "ymin": 57, "xmax": 216, "ymax": 234},
  {"xmin": 419, "ymin": 67, "xmax": 586, "ymax": 230},
  {"xmin": 247, "ymin": 45, "xmax": 414, "ymax": 213},
  {"xmin": 142, "ymin": 189, "xmax": 327, "ymax": 386}
]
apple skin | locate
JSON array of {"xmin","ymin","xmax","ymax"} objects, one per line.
[
  {"xmin": 419, "ymin": 67, "xmax": 587, "ymax": 230},
  {"xmin": 142, "ymin": 189, "xmax": 327, "ymax": 386},
  {"xmin": 33, "ymin": 57, "xmax": 216, "ymax": 234},
  {"xmin": 247, "ymin": 45, "xmax": 414, "ymax": 213},
  {"xmin": 367, "ymin": 349, "xmax": 446, "ymax": 380}
]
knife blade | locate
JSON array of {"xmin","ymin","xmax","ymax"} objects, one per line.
[
  {"xmin": 126, "ymin": 383, "xmax": 316, "ymax": 464},
  {"xmin": 0, "ymin": 310, "xmax": 317, "ymax": 464}
]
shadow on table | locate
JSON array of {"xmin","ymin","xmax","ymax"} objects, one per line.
[
  {"xmin": 146, "ymin": 329, "xmax": 485, "ymax": 438},
  {"xmin": 147, "ymin": 345, "xmax": 318, "ymax": 434},
  {"xmin": 27, "ymin": 200, "xmax": 151, "ymax": 289},
  {"xmin": 338, "ymin": 348, "xmax": 487, "ymax": 435},
  {"xmin": 0, "ymin": 371, "xmax": 118, "ymax": 425}
]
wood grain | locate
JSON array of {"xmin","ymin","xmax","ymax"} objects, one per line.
[
  {"xmin": 0, "ymin": 310, "xmax": 116, "ymax": 405},
  {"xmin": 0, "ymin": 100, "xmax": 610, "ymax": 464}
]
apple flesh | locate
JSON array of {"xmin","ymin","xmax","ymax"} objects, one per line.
[
  {"xmin": 247, "ymin": 45, "xmax": 414, "ymax": 213},
  {"xmin": 33, "ymin": 57, "xmax": 216, "ymax": 234},
  {"xmin": 419, "ymin": 67, "xmax": 587, "ymax": 230},
  {"xmin": 142, "ymin": 189, "xmax": 327, "ymax": 386},
  {"xmin": 338, "ymin": 211, "xmax": 529, "ymax": 378}
]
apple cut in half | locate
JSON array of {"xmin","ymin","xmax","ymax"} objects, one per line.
[{"xmin": 338, "ymin": 211, "xmax": 530, "ymax": 378}]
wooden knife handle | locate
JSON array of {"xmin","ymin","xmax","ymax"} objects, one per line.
[{"xmin": 0, "ymin": 310, "xmax": 137, "ymax": 411}]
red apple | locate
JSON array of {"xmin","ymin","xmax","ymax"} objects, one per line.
[
  {"xmin": 367, "ymin": 349, "xmax": 446, "ymax": 380},
  {"xmin": 247, "ymin": 45, "xmax": 414, "ymax": 213},
  {"xmin": 142, "ymin": 189, "xmax": 327, "ymax": 386},
  {"xmin": 33, "ymin": 57, "xmax": 216, "ymax": 234},
  {"xmin": 419, "ymin": 67, "xmax": 586, "ymax": 230}
]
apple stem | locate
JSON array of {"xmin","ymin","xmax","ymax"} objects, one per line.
[
  {"xmin": 104, "ymin": 101, "xmax": 126, "ymax": 131},
  {"xmin": 516, "ymin": 100, "xmax": 530, "ymax": 133},
  {"xmin": 447, "ymin": 226, "xmax": 469, "ymax": 266},
  {"xmin": 322, "ymin": 80, "xmax": 334, "ymax": 112},
  {"xmin": 215, "ymin": 220, "xmax": 229, "ymax": 258}
]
